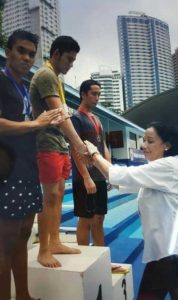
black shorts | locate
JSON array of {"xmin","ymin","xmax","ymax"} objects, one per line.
[
  {"xmin": 138, "ymin": 255, "xmax": 178, "ymax": 296},
  {"xmin": 72, "ymin": 180, "xmax": 108, "ymax": 218},
  {"xmin": 0, "ymin": 178, "xmax": 42, "ymax": 219}
]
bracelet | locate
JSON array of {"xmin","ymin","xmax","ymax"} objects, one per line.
[{"xmin": 91, "ymin": 151, "xmax": 100, "ymax": 157}]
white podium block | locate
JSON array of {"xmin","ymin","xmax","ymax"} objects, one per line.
[
  {"xmin": 27, "ymin": 244, "xmax": 112, "ymax": 300},
  {"xmin": 112, "ymin": 273, "xmax": 125, "ymax": 299},
  {"xmin": 112, "ymin": 263, "xmax": 134, "ymax": 300}
]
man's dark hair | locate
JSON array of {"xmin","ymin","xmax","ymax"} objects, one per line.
[
  {"xmin": 7, "ymin": 29, "xmax": 39, "ymax": 50},
  {"xmin": 147, "ymin": 121, "xmax": 178, "ymax": 157},
  {"xmin": 50, "ymin": 35, "xmax": 80, "ymax": 57},
  {"xmin": 79, "ymin": 79, "xmax": 101, "ymax": 101}
]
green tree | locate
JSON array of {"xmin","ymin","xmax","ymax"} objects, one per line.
[{"xmin": 0, "ymin": 0, "xmax": 7, "ymax": 48}]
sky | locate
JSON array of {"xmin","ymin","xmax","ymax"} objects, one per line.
[{"xmin": 60, "ymin": 0, "xmax": 178, "ymax": 88}]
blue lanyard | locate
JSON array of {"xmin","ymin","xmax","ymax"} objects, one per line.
[{"xmin": 4, "ymin": 67, "xmax": 31, "ymax": 117}]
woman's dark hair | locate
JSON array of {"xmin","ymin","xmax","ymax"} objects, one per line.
[
  {"xmin": 147, "ymin": 121, "xmax": 178, "ymax": 157},
  {"xmin": 50, "ymin": 36, "xmax": 80, "ymax": 57},
  {"xmin": 7, "ymin": 29, "xmax": 39, "ymax": 50}
]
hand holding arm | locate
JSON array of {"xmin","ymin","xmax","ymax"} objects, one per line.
[
  {"xmin": 84, "ymin": 140, "xmax": 112, "ymax": 179},
  {"xmin": 0, "ymin": 108, "xmax": 65, "ymax": 135},
  {"xmin": 34, "ymin": 108, "xmax": 69, "ymax": 128},
  {"xmin": 45, "ymin": 96, "xmax": 90, "ymax": 160}
]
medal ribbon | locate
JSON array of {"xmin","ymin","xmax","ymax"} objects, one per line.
[
  {"xmin": 46, "ymin": 61, "xmax": 66, "ymax": 105},
  {"xmin": 4, "ymin": 67, "xmax": 31, "ymax": 117},
  {"xmin": 78, "ymin": 107, "xmax": 101, "ymax": 137}
]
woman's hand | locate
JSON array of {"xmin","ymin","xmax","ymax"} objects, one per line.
[
  {"xmin": 84, "ymin": 140, "xmax": 111, "ymax": 180},
  {"xmin": 84, "ymin": 140, "xmax": 99, "ymax": 156}
]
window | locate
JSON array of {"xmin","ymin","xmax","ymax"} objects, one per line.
[
  {"xmin": 106, "ymin": 131, "xmax": 124, "ymax": 148},
  {"xmin": 129, "ymin": 132, "xmax": 137, "ymax": 148}
]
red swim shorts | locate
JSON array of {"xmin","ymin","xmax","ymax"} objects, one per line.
[{"xmin": 37, "ymin": 151, "xmax": 71, "ymax": 184}]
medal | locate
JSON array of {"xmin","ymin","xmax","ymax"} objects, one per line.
[
  {"xmin": 97, "ymin": 135, "xmax": 101, "ymax": 142},
  {"xmin": 4, "ymin": 68, "xmax": 31, "ymax": 120},
  {"xmin": 78, "ymin": 107, "xmax": 101, "ymax": 142}
]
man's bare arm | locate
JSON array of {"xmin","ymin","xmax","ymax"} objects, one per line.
[
  {"xmin": 45, "ymin": 96, "xmax": 88, "ymax": 154},
  {"xmin": 0, "ymin": 109, "xmax": 64, "ymax": 135},
  {"xmin": 70, "ymin": 144, "xmax": 96, "ymax": 194}
]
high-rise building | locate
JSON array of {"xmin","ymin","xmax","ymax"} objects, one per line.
[
  {"xmin": 117, "ymin": 12, "xmax": 175, "ymax": 109},
  {"xmin": 3, "ymin": 0, "xmax": 60, "ymax": 66},
  {"xmin": 91, "ymin": 67, "xmax": 124, "ymax": 114},
  {"xmin": 172, "ymin": 48, "xmax": 178, "ymax": 86}
]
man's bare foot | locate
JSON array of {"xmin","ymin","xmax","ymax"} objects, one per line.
[
  {"xmin": 37, "ymin": 251, "xmax": 61, "ymax": 268},
  {"xmin": 50, "ymin": 243, "xmax": 81, "ymax": 254}
]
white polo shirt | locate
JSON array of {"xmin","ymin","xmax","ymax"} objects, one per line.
[{"xmin": 109, "ymin": 156, "xmax": 178, "ymax": 263}]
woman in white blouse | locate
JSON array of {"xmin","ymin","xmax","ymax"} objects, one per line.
[{"xmin": 85, "ymin": 122, "xmax": 178, "ymax": 299}]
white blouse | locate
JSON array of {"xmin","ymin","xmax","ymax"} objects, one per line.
[{"xmin": 109, "ymin": 156, "xmax": 178, "ymax": 263}]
